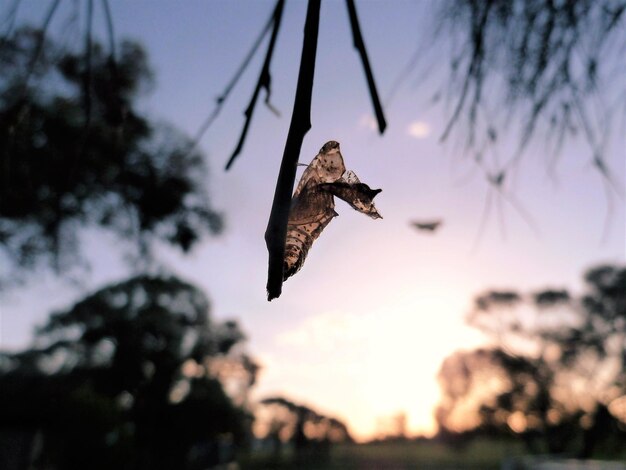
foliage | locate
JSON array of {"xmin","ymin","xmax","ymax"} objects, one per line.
[
  {"xmin": 0, "ymin": 28, "xmax": 221, "ymax": 286},
  {"xmin": 435, "ymin": 0, "xmax": 626, "ymax": 173},
  {"xmin": 436, "ymin": 264, "xmax": 626, "ymax": 456},
  {"xmin": 0, "ymin": 276, "xmax": 255, "ymax": 470},
  {"xmin": 255, "ymin": 395, "xmax": 352, "ymax": 465}
]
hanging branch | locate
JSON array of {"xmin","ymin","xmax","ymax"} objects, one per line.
[
  {"xmin": 439, "ymin": 1, "xmax": 490, "ymax": 143},
  {"xmin": 20, "ymin": 0, "xmax": 60, "ymax": 94},
  {"xmin": 83, "ymin": 0, "xmax": 94, "ymax": 128},
  {"xmin": 101, "ymin": 0, "xmax": 125, "ymax": 129},
  {"xmin": 0, "ymin": 0, "xmax": 21, "ymax": 47},
  {"xmin": 8, "ymin": 0, "xmax": 60, "ymax": 159},
  {"xmin": 68, "ymin": 0, "xmax": 95, "ymax": 185},
  {"xmin": 225, "ymin": 0, "xmax": 285, "ymax": 170},
  {"xmin": 101, "ymin": 0, "xmax": 116, "ymax": 60},
  {"xmin": 188, "ymin": 0, "xmax": 281, "ymax": 157},
  {"xmin": 265, "ymin": 0, "xmax": 321, "ymax": 300},
  {"xmin": 345, "ymin": 0, "xmax": 386, "ymax": 134}
]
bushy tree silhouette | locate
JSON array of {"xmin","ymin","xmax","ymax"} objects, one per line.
[
  {"xmin": 436, "ymin": 264, "xmax": 626, "ymax": 456},
  {"xmin": 0, "ymin": 28, "xmax": 221, "ymax": 286},
  {"xmin": 0, "ymin": 276, "xmax": 255, "ymax": 470},
  {"xmin": 256, "ymin": 396, "xmax": 352, "ymax": 464}
]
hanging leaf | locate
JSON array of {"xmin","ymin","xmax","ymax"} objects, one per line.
[{"xmin": 283, "ymin": 141, "xmax": 382, "ymax": 281}]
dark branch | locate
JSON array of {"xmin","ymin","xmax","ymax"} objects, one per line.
[
  {"xmin": 83, "ymin": 0, "xmax": 93, "ymax": 128},
  {"xmin": 100, "ymin": 0, "xmax": 121, "ymax": 128},
  {"xmin": 22, "ymin": 0, "xmax": 60, "ymax": 91},
  {"xmin": 188, "ymin": 0, "xmax": 280, "ymax": 157},
  {"xmin": 0, "ymin": 0, "xmax": 21, "ymax": 47},
  {"xmin": 101, "ymin": 0, "xmax": 116, "ymax": 60},
  {"xmin": 439, "ymin": 1, "xmax": 491, "ymax": 143},
  {"xmin": 436, "ymin": 0, "xmax": 626, "ymax": 194},
  {"xmin": 345, "ymin": 0, "xmax": 386, "ymax": 134},
  {"xmin": 265, "ymin": 0, "xmax": 321, "ymax": 300},
  {"xmin": 225, "ymin": 0, "xmax": 285, "ymax": 170}
]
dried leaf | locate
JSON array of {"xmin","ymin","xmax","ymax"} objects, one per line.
[
  {"xmin": 283, "ymin": 141, "xmax": 382, "ymax": 281},
  {"xmin": 320, "ymin": 170, "xmax": 382, "ymax": 219}
]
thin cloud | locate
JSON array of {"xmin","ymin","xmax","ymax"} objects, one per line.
[
  {"xmin": 407, "ymin": 120, "xmax": 431, "ymax": 139},
  {"xmin": 277, "ymin": 310, "xmax": 368, "ymax": 352},
  {"xmin": 359, "ymin": 114, "xmax": 377, "ymax": 131}
]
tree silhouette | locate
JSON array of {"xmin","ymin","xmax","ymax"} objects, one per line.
[
  {"xmin": 256, "ymin": 396, "xmax": 352, "ymax": 464},
  {"xmin": 436, "ymin": 264, "xmax": 626, "ymax": 456},
  {"xmin": 0, "ymin": 275, "xmax": 255, "ymax": 470},
  {"xmin": 0, "ymin": 27, "xmax": 221, "ymax": 287}
]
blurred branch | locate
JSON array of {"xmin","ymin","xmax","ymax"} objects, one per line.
[
  {"xmin": 71, "ymin": 0, "xmax": 95, "ymax": 185},
  {"xmin": 428, "ymin": 0, "xmax": 626, "ymax": 245},
  {"xmin": 0, "ymin": 0, "xmax": 21, "ymax": 47},
  {"xmin": 345, "ymin": 0, "xmax": 386, "ymax": 134},
  {"xmin": 439, "ymin": 0, "xmax": 490, "ymax": 143},
  {"xmin": 188, "ymin": 0, "xmax": 281, "ymax": 159},
  {"xmin": 100, "ymin": 0, "xmax": 122, "ymax": 129},
  {"xmin": 83, "ymin": 0, "xmax": 93, "ymax": 128},
  {"xmin": 101, "ymin": 0, "xmax": 116, "ymax": 60},
  {"xmin": 22, "ymin": 0, "xmax": 60, "ymax": 91},
  {"xmin": 265, "ymin": 0, "xmax": 321, "ymax": 300},
  {"xmin": 0, "ymin": 33, "xmax": 222, "ymax": 285},
  {"xmin": 225, "ymin": 0, "xmax": 285, "ymax": 170}
]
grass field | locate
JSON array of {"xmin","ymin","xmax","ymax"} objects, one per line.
[
  {"xmin": 330, "ymin": 438, "xmax": 526, "ymax": 469},
  {"xmin": 240, "ymin": 437, "xmax": 626, "ymax": 469},
  {"xmin": 240, "ymin": 437, "xmax": 528, "ymax": 469}
]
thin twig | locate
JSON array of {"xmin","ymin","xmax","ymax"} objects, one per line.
[
  {"xmin": 22, "ymin": 0, "xmax": 61, "ymax": 91},
  {"xmin": 83, "ymin": 0, "xmax": 93, "ymax": 128},
  {"xmin": 572, "ymin": 86, "xmax": 624, "ymax": 198},
  {"xmin": 100, "ymin": 0, "xmax": 124, "ymax": 148},
  {"xmin": 471, "ymin": 187, "xmax": 492, "ymax": 253},
  {"xmin": 225, "ymin": 0, "xmax": 285, "ymax": 170},
  {"xmin": 265, "ymin": 0, "xmax": 321, "ymax": 300},
  {"xmin": 188, "ymin": 0, "xmax": 281, "ymax": 157},
  {"xmin": 8, "ymin": 0, "xmax": 60, "ymax": 184},
  {"xmin": 101, "ymin": 0, "xmax": 116, "ymax": 60},
  {"xmin": 384, "ymin": 45, "xmax": 421, "ymax": 107},
  {"xmin": 600, "ymin": 176, "xmax": 614, "ymax": 246},
  {"xmin": 0, "ymin": 0, "xmax": 21, "ymax": 47},
  {"xmin": 440, "ymin": 2, "xmax": 490, "ymax": 143},
  {"xmin": 68, "ymin": 0, "xmax": 94, "ymax": 185},
  {"xmin": 101, "ymin": 0, "xmax": 122, "ymax": 129},
  {"xmin": 439, "ymin": 52, "xmax": 476, "ymax": 143},
  {"xmin": 495, "ymin": 188, "xmax": 507, "ymax": 241},
  {"xmin": 345, "ymin": 0, "xmax": 386, "ymax": 134},
  {"xmin": 496, "ymin": 188, "xmax": 541, "ymax": 238}
]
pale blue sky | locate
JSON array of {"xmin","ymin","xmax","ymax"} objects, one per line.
[{"xmin": 1, "ymin": 0, "xmax": 624, "ymax": 439}]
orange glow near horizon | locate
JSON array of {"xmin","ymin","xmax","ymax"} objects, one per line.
[{"xmin": 252, "ymin": 277, "xmax": 487, "ymax": 442}]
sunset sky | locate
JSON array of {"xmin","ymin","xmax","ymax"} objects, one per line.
[{"xmin": 1, "ymin": 1, "xmax": 624, "ymax": 441}]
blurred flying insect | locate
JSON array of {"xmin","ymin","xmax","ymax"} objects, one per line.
[{"xmin": 411, "ymin": 219, "xmax": 442, "ymax": 232}]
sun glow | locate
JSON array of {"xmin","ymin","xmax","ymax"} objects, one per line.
[{"xmin": 254, "ymin": 283, "xmax": 485, "ymax": 441}]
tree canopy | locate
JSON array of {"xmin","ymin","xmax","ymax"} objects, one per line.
[
  {"xmin": 436, "ymin": 264, "xmax": 626, "ymax": 456},
  {"xmin": 255, "ymin": 395, "xmax": 352, "ymax": 464},
  {"xmin": 0, "ymin": 27, "xmax": 221, "ymax": 286},
  {"xmin": 0, "ymin": 275, "xmax": 255, "ymax": 470}
]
